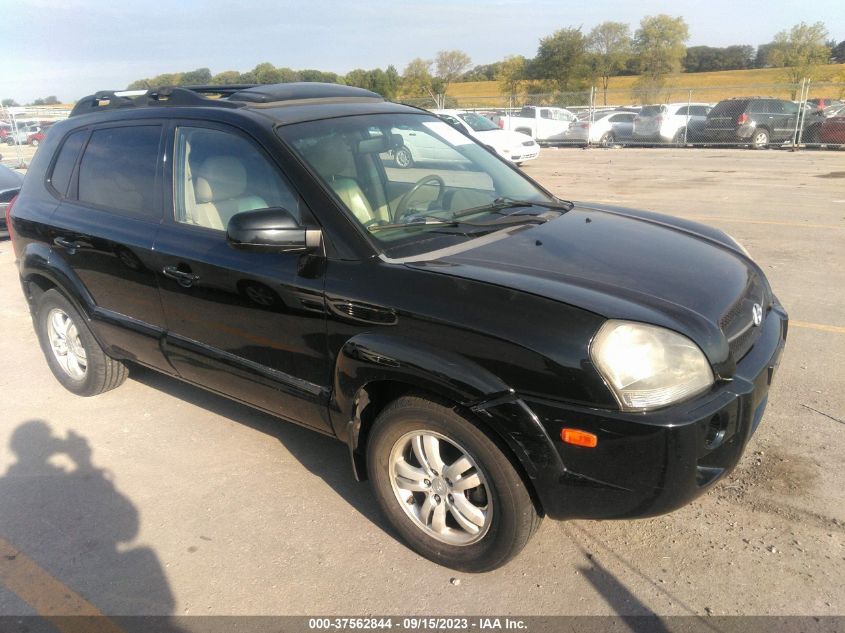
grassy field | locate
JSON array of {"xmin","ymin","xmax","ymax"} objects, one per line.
[{"xmin": 446, "ymin": 64, "xmax": 845, "ymax": 106}]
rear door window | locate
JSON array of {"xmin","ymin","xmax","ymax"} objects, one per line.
[{"xmin": 77, "ymin": 125, "xmax": 162, "ymax": 218}]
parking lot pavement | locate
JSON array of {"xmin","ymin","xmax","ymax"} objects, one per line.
[{"xmin": 0, "ymin": 148, "xmax": 843, "ymax": 619}]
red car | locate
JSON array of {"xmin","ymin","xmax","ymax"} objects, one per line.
[
  {"xmin": 27, "ymin": 129, "xmax": 48, "ymax": 146},
  {"xmin": 819, "ymin": 106, "xmax": 845, "ymax": 145}
]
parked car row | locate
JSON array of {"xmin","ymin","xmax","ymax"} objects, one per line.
[
  {"xmin": 469, "ymin": 97, "xmax": 845, "ymax": 149},
  {"xmin": 0, "ymin": 121, "xmax": 53, "ymax": 146}
]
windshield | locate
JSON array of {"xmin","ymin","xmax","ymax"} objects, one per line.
[
  {"xmin": 277, "ymin": 112, "xmax": 557, "ymax": 258},
  {"xmin": 459, "ymin": 112, "xmax": 499, "ymax": 131}
]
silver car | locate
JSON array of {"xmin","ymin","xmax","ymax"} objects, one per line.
[{"xmin": 563, "ymin": 110, "xmax": 637, "ymax": 146}]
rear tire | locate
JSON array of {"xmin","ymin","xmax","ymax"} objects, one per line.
[
  {"xmin": 367, "ymin": 395, "xmax": 540, "ymax": 572},
  {"xmin": 672, "ymin": 128, "xmax": 687, "ymax": 146},
  {"xmin": 751, "ymin": 128, "xmax": 769, "ymax": 149},
  {"xmin": 35, "ymin": 289, "xmax": 128, "ymax": 396}
]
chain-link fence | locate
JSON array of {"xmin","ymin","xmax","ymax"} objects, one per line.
[{"xmin": 403, "ymin": 80, "xmax": 845, "ymax": 149}]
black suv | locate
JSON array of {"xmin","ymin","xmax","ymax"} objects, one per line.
[
  {"xmin": 7, "ymin": 83, "xmax": 787, "ymax": 571},
  {"xmin": 703, "ymin": 97, "xmax": 821, "ymax": 148}
]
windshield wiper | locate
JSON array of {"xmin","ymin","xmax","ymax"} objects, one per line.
[
  {"xmin": 367, "ymin": 212, "xmax": 552, "ymax": 234},
  {"xmin": 367, "ymin": 197, "xmax": 573, "ymax": 234},
  {"xmin": 368, "ymin": 219, "xmax": 460, "ymax": 233},
  {"xmin": 452, "ymin": 196, "xmax": 574, "ymax": 219}
]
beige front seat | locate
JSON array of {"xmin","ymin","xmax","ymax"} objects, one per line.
[
  {"xmin": 305, "ymin": 137, "xmax": 384, "ymax": 225},
  {"xmin": 192, "ymin": 156, "xmax": 267, "ymax": 230}
]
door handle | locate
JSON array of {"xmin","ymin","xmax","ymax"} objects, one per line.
[
  {"xmin": 162, "ymin": 265, "xmax": 200, "ymax": 287},
  {"xmin": 54, "ymin": 237, "xmax": 83, "ymax": 252}
]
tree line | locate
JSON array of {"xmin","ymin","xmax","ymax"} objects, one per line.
[{"xmin": 4, "ymin": 16, "xmax": 840, "ymax": 107}]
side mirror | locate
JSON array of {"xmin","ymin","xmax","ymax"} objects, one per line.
[{"xmin": 227, "ymin": 208, "xmax": 321, "ymax": 254}]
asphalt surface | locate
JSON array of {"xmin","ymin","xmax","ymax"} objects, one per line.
[{"xmin": 0, "ymin": 147, "xmax": 843, "ymax": 620}]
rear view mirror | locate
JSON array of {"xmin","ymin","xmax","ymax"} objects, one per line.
[
  {"xmin": 227, "ymin": 208, "xmax": 321, "ymax": 254},
  {"xmin": 357, "ymin": 133, "xmax": 404, "ymax": 154}
]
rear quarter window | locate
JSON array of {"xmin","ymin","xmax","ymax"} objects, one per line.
[
  {"xmin": 77, "ymin": 125, "xmax": 162, "ymax": 218},
  {"xmin": 48, "ymin": 129, "xmax": 88, "ymax": 197}
]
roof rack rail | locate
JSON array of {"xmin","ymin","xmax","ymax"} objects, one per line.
[
  {"xmin": 69, "ymin": 86, "xmax": 246, "ymax": 118},
  {"xmin": 228, "ymin": 82, "xmax": 383, "ymax": 104},
  {"xmin": 181, "ymin": 84, "xmax": 258, "ymax": 96}
]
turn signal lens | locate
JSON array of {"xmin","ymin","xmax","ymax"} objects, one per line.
[{"xmin": 561, "ymin": 428, "xmax": 598, "ymax": 448}]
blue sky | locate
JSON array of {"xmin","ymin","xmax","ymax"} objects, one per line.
[{"xmin": 3, "ymin": 0, "xmax": 843, "ymax": 103}]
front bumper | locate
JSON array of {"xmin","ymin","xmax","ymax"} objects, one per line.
[{"xmin": 491, "ymin": 304, "xmax": 787, "ymax": 521}]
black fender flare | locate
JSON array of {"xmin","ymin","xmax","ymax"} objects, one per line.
[
  {"xmin": 17, "ymin": 242, "xmax": 115, "ymax": 353},
  {"xmin": 19, "ymin": 241, "xmax": 96, "ymax": 318},
  {"xmin": 331, "ymin": 333, "xmax": 564, "ymax": 497}
]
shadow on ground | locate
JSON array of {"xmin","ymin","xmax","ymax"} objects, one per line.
[
  {"xmin": 128, "ymin": 365, "xmax": 392, "ymax": 538},
  {"xmin": 0, "ymin": 419, "xmax": 187, "ymax": 631}
]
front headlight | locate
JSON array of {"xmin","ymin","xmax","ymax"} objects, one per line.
[{"xmin": 590, "ymin": 320, "xmax": 714, "ymax": 411}]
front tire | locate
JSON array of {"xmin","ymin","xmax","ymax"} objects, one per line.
[
  {"xmin": 35, "ymin": 289, "xmax": 128, "ymax": 396},
  {"xmin": 367, "ymin": 395, "xmax": 540, "ymax": 572},
  {"xmin": 599, "ymin": 132, "xmax": 615, "ymax": 147},
  {"xmin": 394, "ymin": 146, "xmax": 413, "ymax": 168}
]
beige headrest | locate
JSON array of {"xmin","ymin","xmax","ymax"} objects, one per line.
[
  {"xmin": 194, "ymin": 156, "xmax": 247, "ymax": 202},
  {"xmin": 305, "ymin": 136, "xmax": 350, "ymax": 177}
]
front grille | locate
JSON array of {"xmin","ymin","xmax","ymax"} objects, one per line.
[{"xmin": 720, "ymin": 274, "xmax": 766, "ymax": 362}]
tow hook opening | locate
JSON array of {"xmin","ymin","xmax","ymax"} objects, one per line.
[{"xmin": 704, "ymin": 413, "xmax": 728, "ymax": 450}]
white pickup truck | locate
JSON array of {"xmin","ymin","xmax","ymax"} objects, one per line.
[{"xmin": 496, "ymin": 106, "xmax": 577, "ymax": 143}]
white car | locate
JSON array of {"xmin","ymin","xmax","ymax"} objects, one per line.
[
  {"xmin": 632, "ymin": 103, "xmax": 712, "ymax": 145},
  {"xmin": 433, "ymin": 110, "xmax": 540, "ymax": 166}
]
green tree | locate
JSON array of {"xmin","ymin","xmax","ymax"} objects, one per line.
[
  {"xmin": 587, "ymin": 21, "xmax": 632, "ymax": 105},
  {"xmin": 496, "ymin": 55, "xmax": 526, "ymax": 102},
  {"xmin": 210, "ymin": 70, "xmax": 242, "ymax": 85},
  {"xmin": 434, "ymin": 49, "xmax": 472, "ymax": 99},
  {"xmin": 769, "ymin": 22, "xmax": 831, "ymax": 95},
  {"xmin": 1, "ymin": 98, "xmax": 18, "ymax": 107},
  {"xmin": 402, "ymin": 58, "xmax": 442, "ymax": 106},
  {"xmin": 684, "ymin": 45, "xmax": 754, "ymax": 72},
  {"xmin": 462, "ymin": 62, "xmax": 502, "ymax": 82},
  {"xmin": 529, "ymin": 28, "xmax": 589, "ymax": 93},
  {"xmin": 633, "ymin": 15, "xmax": 689, "ymax": 103},
  {"xmin": 180, "ymin": 68, "xmax": 212, "ymax": 85},
  {"xmin": 250, "ymin": 63, "xmax": 284, "ymax": 84},
  {"xmin": 384, "ymin": 65, "xmax": 401, "ymax": 99},
  {"xmin": 832, "ymin": 40, "xmax": 845, "ymax": 63}
]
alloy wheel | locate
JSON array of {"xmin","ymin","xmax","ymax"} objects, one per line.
[
  {"xmin": 46, "ymin": 308, "xmax": 88, "ymax": 380},
  {"xmin": 388, "ymin": 430, "xmax": 493, "ymax": 546}
]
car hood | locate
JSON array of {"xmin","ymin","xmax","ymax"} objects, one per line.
[{"xmin": 407, "ymin": 203, "xmax": 764, "ymax": 368}]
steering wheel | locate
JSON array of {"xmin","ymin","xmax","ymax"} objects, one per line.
[{"xmin": 394, "ymin": 175, "xmax": 446, "ymax": 222}]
